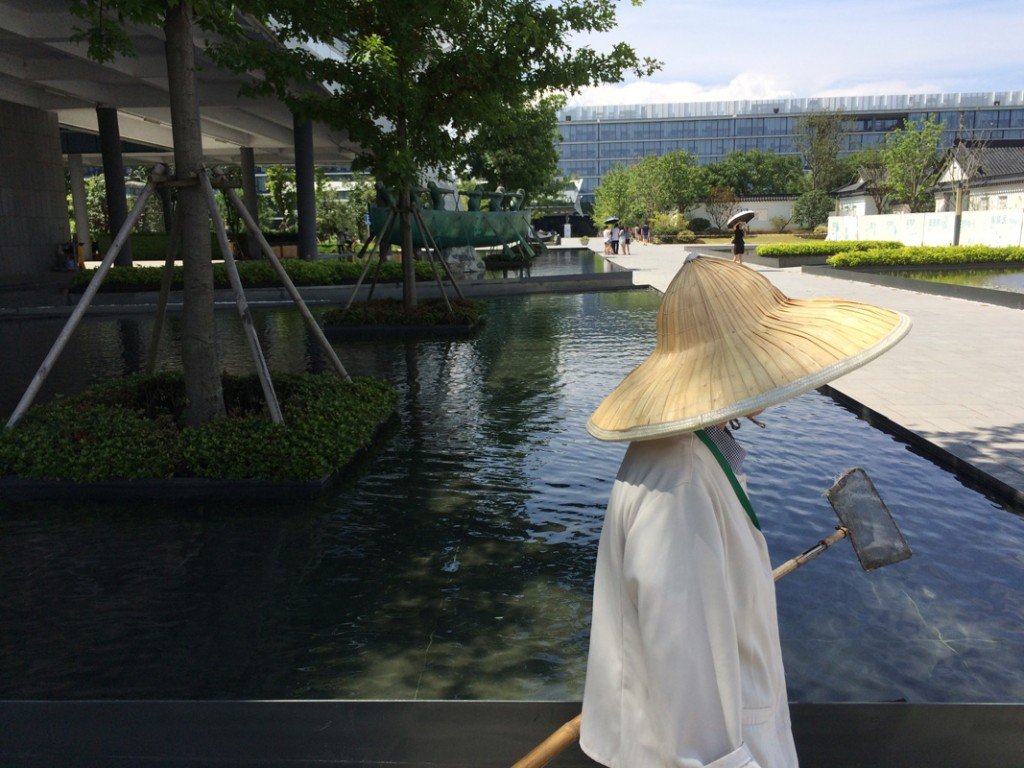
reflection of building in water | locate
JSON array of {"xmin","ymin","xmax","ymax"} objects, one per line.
[{"xmin": 557, "ymin": 92, "xmax": 1024, "ymax": 205}]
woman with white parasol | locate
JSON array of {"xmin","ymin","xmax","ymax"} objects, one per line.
[{"xmin": 728, "ymin": 210, "xmax": 754, "ymax": 264}]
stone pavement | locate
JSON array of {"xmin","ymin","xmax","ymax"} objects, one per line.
[{"xmin": 599, "ymin": 242, "xmax": 1024, "ymax": 507}]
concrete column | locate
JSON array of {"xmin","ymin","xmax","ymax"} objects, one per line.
[
  {"xmin": 292, "ymin": 113, "xmax": 317, "ymax": 260},
  {"xmin": 67, "ymin": 153, "xmax": 92, "ymax": 260},
  {"xmin": 239, "ymin": 146, "xmax": 261, "ymax": 259},
  {"xmin": 96, "ymin": 106, "xmax": 133, "ymax": 265}
]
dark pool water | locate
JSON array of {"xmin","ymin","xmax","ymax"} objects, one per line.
[
  {"xmin": 0, "ymin": 291, "xmax": 1022, "ymax": 703},
  {"xmin": 877, "ymin": 267, "xmax": 1024, "ymax": 294}
]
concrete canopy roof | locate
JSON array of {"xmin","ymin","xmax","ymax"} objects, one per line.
[{"xmin": 0, "ymin": 0, "xmax": 359, "ymax": 165}]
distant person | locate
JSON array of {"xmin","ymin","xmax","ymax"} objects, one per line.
[
  {"xmin": 602, "ymin": 226, "xmax": 613, "ymax": 254},
  {"xmin": 610, "ymin": 224, "xmax": 620, "ymax": 254},
  {"xmin": 620, "ymin": 226, "xmax": 631, "ymax": 255},
  {"xmin": 731, "ymin": 221, "xmax": 746, "ymax": 264},
  {"xmin": 640, "ymin": 221, "xmax": 651, "ymax": 245}
]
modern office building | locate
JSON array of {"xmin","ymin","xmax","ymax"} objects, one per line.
[{"xmin": 556, "ymin": 91, "xmax": 1024, "ymax": 205}]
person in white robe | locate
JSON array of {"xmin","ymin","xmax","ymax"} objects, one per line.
[{"xmin": 581, "ymin": 255, "xmax": 911, "ymax": 768}]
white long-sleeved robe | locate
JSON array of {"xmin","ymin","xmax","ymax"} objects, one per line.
[{"xmin": 580, "ymin": 431, "xmax": 799, "ymax": 768}]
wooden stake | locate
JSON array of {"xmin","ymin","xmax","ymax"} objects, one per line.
[
  {"xmin": 199, "ymin": 169, "xmax": 284, "ymax": 425},
  {"xmin": 221, "ymin": 185, "xmax": 352, "ymax": 382},
  {"xmin": 5, "ymin": 171, "xmax": 161, "ymax": 429},
  {"xmin": 145, "ymin": 202, "xmax": 183, "ymax": 374}
]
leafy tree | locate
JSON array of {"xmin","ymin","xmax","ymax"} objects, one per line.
[
  {"xmin": 850, "ymin": 147, "xmax": 891, "ymax": 214},
  {"xmin": 704, "ymin": 186, "xmax": 739, "ymax": 231},
  {"xmin": 792, "ymin": 189, "xmax": 835, "ymax": 229},
  {"xmin": 220, "ymin": 0, "xmax": 659, "ymax": 309},
  {"xmin": 464, "ymin": 94, "xmax": 566, "ymax": 208},
  {"xmin": 653, "ymin": 150, "xmax": 707, "ymax": 216},
  {"xmin": 592, "ymin": 164, "xmax": 636, "ymax": 227},
  {"xmin": 704, "ymin": 150, "xmax": 804, "ymax": 196},
  {"xmin": 794, "ymin": 111, "xmax": 850, "ymax": 193},
  {"xmin": 883, "ymin": 116, "xmax": 944, "ymax": 213},
  {"xmin": 264, "ymin": 166, "xmax": 297, "ymax": 231}
]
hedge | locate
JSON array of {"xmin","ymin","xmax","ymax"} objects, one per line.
[
  {"xmin": 0, "ymin": 372, "xmax": 398, "ymax": 482},
  {"xmin": 70, "ymin": 258, "xmax": 436, "ymax": 293},
  {"xmin": 322, "ymin": 298, "xmax": 486, "ymax": 328},
  {"xmin": 756, "ymin": 240, "xmax": 902, "ymax": 258},
  {"xmin": 827, "ymin": 245, "xmax": 1024, "ymax": 268}
]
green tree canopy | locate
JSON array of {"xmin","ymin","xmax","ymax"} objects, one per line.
[
  {"xmin": 792, "ymin": 188, "xmax": 834, "ymax": 229},
  {"xmin": 794, "ymin": 111, "xmax": 852, "ymax": 193},
  {"xmin": 218, "ymin": 0, "xmax": 658, "ymax": 306},
  {"xmin": 883, "ymin": 116, "xmax": 945, "ymax": 212},
  {"xmin": 592, "ymin": 164, "xmax": 636, "ymax": 227},
  {"xmin": 849, "ymin": 146, "xmax": 891, "ymax": 214},
  {"xmin": 704, "ymin": 150, "xmax": 804, "ymax": 196},
  {"xmin": 463, "ymin": 94, "xmax": 566, "ymax": 207}
]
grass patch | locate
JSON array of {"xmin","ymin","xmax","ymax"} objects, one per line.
[
  {"xmin": 70, "ymin": 259, "xmax": 436, "ymax": 293},
  {"xmin": 0, "ymin": 372, "xmax": 397, "ymax": 482},
  {"xmin": 756, "ymin": 240, "xmax": 901, "ymax": 258},
  {"xmin": 322, "ymin": 298, "xmax": 486, "ymax": 328},
  {"xmin": 827, "ymin": 245, "xmax": 1024, "ymax": 268}
]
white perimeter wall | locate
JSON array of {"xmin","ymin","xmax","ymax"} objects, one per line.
[
  {"xmin": 689, "ymin": 198, "xmax": 796, "ymax": 233},
  {"xmin": 828, "ymin": 211, "xmax": 1024, "ymax": 246}
]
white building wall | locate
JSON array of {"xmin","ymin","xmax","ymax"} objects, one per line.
[{"xmin": 688, "ymin": 198, "xmax": 797, "ymax": 232}]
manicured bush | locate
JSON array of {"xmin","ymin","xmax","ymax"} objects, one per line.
[
  {"xmin": 756, "ymin": 241, "xmax": 902, "ymax": 258},
  {"xmin": 687, "ymin": 217, "xmax": 711, "ymax": 233},
  {"xmin": 322, "ymin": 298, "xmax": 486, "ymax": 328},
  {"xmin": 676, "ymin": 229, "xmax": 700, "ymax": 244},
  {"xmin": 827, "ymin": 245, "xmax": 1024, "ymax": 268},
  {"xmin": 0, "ymin": 372, "xmax": 397, "ymax": 482},
  {"xmin": 70, "ymin": 258, "xmax": 435, "ymax": 293}
]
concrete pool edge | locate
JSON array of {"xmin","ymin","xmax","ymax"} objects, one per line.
[
  {"xmin": 822, "ymin": 385, "xmax": 1024, "ymax": 511},
  {"xmin": 0, "ymin": 700, "xmax": 1020, "ymax": 767}
]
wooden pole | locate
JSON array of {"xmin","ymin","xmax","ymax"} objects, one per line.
[
  {"xmin": 145, "ymin": 201, "xmax": 183, "ymax": 374},
  {"xmin": 221, "ymin": 185, "xmax": 352, "ymax": 382},
  {"xmin": 412, "ymin": 206, "xmax": 466, "ymax": 300},
  {"xmin": 199, "ymin": 169, "xmax": 284, "ymax": 425},
  {"xmin": 411, "ymin": 209, "xmax": 455, "ymax": 320},
  {"xmin": 5, "ymin": 171, "xmax": 162, "ymax": 429},
  {"xmin": 344, "ymin": 209, "xmax": 395, "ymax": 312}
]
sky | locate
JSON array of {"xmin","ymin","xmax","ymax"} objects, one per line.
[{"xmin": 567, "ymin": 0, "xmax": 1024, "ymax": 106}]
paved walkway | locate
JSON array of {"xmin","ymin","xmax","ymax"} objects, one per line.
[{"xmin": 600, "ymin": 243, "xmax": 1024, "ymax": 507}]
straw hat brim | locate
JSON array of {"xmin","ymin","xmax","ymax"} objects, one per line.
[{"xmin": 587, "ymin": 259, "xmax": 911, "ymax": 442}]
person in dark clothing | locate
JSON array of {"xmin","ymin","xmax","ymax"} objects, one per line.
[{"xmin": 731, "ymin": 221, "xmax": 746, "ymax": 264}]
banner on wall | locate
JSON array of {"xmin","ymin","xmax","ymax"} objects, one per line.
[{"xmin": 828, "ymin": 211, "xmax": 1024, "ymax": 247}]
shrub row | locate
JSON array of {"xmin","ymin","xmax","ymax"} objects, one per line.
[
  {"xmin": 755, "ymin": 240, "xmax": 902, "ymax": 257},
  {"xmin": 0, "ymin": 372, "xmax": 398, "ymax": 482},
  {"xmin": 322, "ymin": 298, "xmax": 486, "ymax": 328},
  {"xmin": 70, "ymin": 259, "xmax": 436, "ymax": 293},
  {"xmin": 827, "ymin": 245, "xmax": 1024, "ymax": 268}
]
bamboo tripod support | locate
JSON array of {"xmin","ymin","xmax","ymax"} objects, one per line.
[
  {"xmin": 5, "ymin": 162, "xmax": 357, "ymax": 431},
  {"xmin": 216, "ymin": 179, "xmax": 351, "ymax": 382},
  {"xmin": 199, "ymin": 169, "xmax": 283, "ymax": 424},
  {"xmin": 5, "ymin": 165, "xmax": 165, "ymax": 429}
]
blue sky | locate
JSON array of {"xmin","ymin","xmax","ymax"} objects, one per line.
[{"xmin": 568, "ymin": 0, "xmax": 1024, "ymax": 105}]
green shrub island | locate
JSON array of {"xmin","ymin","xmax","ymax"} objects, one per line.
[
  {"xmin": 0, "ymin": 372, "xmax": 398, "ymax": 483},
  {"xmin": 70, "ymin": 258, "xmax": 436, "ymax": 293},
  {"xmin": 755, "ymin": 240, "xmax": 902, "ymax": 258},
  {"xmin": 322, "ymin": 298, "xmax": 486, "ymax": 328},
  {"xmin": 827, "ymin": 245, "xmax": 1024, "ymax": 268}
]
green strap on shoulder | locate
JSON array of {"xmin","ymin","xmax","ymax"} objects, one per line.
[{"xmin": 695, "ymin": 429, "xmax": 761, "ymax": 531}]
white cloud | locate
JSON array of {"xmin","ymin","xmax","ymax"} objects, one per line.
[{"xmin": 568, "ymin": 73, "xmax": 797, "ymax": 107}]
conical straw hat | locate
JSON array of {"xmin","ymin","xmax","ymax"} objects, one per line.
[{"xmin": 587, "ymin": 255, "xmax": 911, "ymax": 442}]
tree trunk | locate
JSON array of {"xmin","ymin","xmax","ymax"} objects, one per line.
[
  {"xmin": 399, "ymin": 186, "xmax": 417, "ymax": 309},
  {"xmin": 164, "ymin": 2, "xmax": 225, "ymax": 425}
]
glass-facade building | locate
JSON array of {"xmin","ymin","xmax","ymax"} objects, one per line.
[{"xmin": 557, "ymin": 91, "xmax": 1024, "ymax": 204}]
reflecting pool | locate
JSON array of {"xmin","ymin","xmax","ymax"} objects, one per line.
[
  {"xmin": 876, "ymin": 267, "xmax": 1024, "ymax": 295},
  {"xmin": 0, "ymin": 291, "xmax": 1022, "ymax": 703}
]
